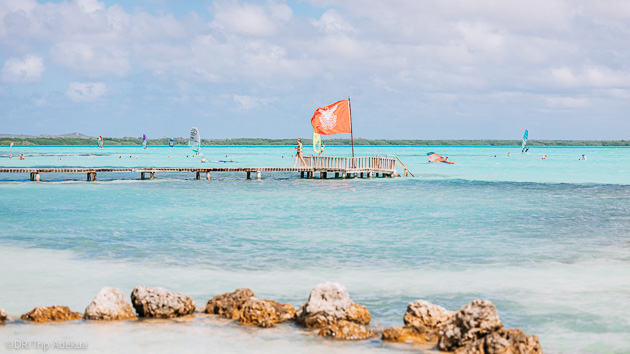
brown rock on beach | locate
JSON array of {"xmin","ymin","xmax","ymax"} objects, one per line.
[
  {"xmin": 382, "ymin": 326, "xmax": 428, "ymax": 344},
  {"xmin": 295, "ymin": 281, "xmax": 371, "ymax": 328},
  {"xmin": 455, "ymin": 328, "xmax": 543, "ymax": 354},
  {"xmin": 404, "ymin": 299, "xmax": 453, "ymax": 330},
  {"xmin": 205, "ymin": 288, "xmax": 255, "ymax": 319},
  {"xmin": 0, "ymin": 308, "xmax": 7, "ymax": 322},
  {"xmin": 239, "ymin": 297, "xmax": 296, "ymax": 328},
  {"xmin": 84, "ymin": 287, "xmax": 137, "ymax": 320},
  {"xmin": 318, "ymin": 319, "xmax": 377, "ymax": 340},
  {"xmin": 20, "ymin": 306, "xmax": 83, "ymax": 322},
  {"xmin": 438, "ymin": 299, "xmax": 503, "ymax": 351},
  {"xmin": 130, "ymin": 286, "xmax": 195, "ymax": 318}
]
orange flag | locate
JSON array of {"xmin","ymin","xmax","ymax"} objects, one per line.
[{"xmin": 310, "ymin": 99, "xmax": 351, "ymax": 135}]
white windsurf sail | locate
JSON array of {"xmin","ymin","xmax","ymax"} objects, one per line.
[{"xmin": 189, "ymin": 127, "xmax": 201, "ymax": 154}]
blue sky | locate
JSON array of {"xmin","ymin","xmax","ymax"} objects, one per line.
[{"xmin": 1, "ymin": 0, "xmax": 629, "ymax": 139}]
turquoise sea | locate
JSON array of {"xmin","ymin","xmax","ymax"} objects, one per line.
[{"xmin": 1, "ymin": 145, "xmax": 629, "ymax": 353}]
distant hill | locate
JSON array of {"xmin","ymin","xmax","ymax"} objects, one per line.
[
  {"xmin": 0, "ymin": 132, "xmax": 93, "ymax": 139},
  {"xmin": 0, "ymin": 136, "xmax": 629, "ymax": 146}
]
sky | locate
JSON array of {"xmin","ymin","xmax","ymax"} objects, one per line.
[{"xmin": 1, "ymin": 0, "xmax": 629, "ymax": 140}]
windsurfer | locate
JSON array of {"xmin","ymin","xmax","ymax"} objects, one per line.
[{"xmin": 319, "ymin": 143, "xmax": 325, "ymax": 156}]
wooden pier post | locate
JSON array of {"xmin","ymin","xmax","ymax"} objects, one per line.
[
  {"xmin": 335, "ymin": 172, "xmax": 339, "ymax": 178},
  {"xmin": 30, "ymin": 172, "xmax": 34, "ymax": 181},
  {"xmin": 301, "ymin": 171, "xmax": 304, "ymax": 178},
  {"xmin": 247, "ymin": 172, "xmax": 251, "ymax": 180},
  {"xmin": 360, "ymin": 173, "xmax": 363, "ymax": 178},
  {"xmin": 35, "ymin": 172, "xmax": 40, "ymax": 182},
  {"xmin": 141, "ymin": 172, "xmax": 145, "ymax": 180},
  {"xmin": 206, "ymin": 172, "xmax": 211, "ymax": 180},
  {"xmin": 150, "ymin": 172, "xmax": 155, "ymax": 180},
  {"xmin": 257, "ymin": 170, "xmax": 261, "ymax": 180},
  {"xmin": 92, "ymin": 172, "xmax": 97, "ymax": 181},
  {"xmin": 196, "ymin": 171, "xmax": 200, "ymax": 180},
  {"xmin": 87, "ymin": 172, "xmax": 91, "ymax": 181}
]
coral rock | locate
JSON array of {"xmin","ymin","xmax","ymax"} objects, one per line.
[
  {"xmin": 382, "ymin": 326, "xmax": 428, "ymax": 344},
  {"xmin": 84, "ymin": 287, "xmax": 137, "ymax": 320},
  {"xmin": 295, "ymin": 281, "xmax": 371, "ymax": 328},
  {"xmin": 455, "ymin": 328, "xmax": 543, "ymax": 354},
  {"xmin": 130, "ymin": 286, "xmax": 195, "ymax": 318},
  {"xmin": 404, "ymin": 300, "xmax": 453, "ymax": 330},
  {"xmin": 438, "ymin": 299, "xmax": 503, "ymax": 351},
  {"xmin": 239, "ymin": 297, "xmax": 295, "ymax": 328},
  {"xmin": 205, "ymin": 288, "xmax": 255, "ymax": 319},
  {"xmin": 0, "ymin": 308, "xmax": 6, "ymax": 322},
  {"xmin": 20, "ymin": 306, "xmax": 83, "ymax": 322},
  {"xmin": 318, "ymin": 319, "xmax": 377, "ymax": 340}
]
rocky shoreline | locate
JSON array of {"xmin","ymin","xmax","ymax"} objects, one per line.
[{"xmin": 1, "ymin": 281, "xmax": 542, "ymax": 353}]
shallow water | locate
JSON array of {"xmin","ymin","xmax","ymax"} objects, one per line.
[{"xmin": 1, "ymin": 145, "xmax": 629, "ymax": 353}]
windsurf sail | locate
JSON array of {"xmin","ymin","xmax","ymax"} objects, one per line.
[
  {"xmin": 521, "ymin": 130, "xmax": 528, "ymax": 153},
  {"xmin": 313, "ymin": 132, "xmax": 322, "ymax": 154},
  {"xmin": 427, "ymin": 152, "xmax": 453, "ymax": 164},
  {"xmin": 189, "ymin": 127, "xmax": 201, "ymax": 154},
  {"xmin": 9, "ymin": 142, "xmax": 14, "ymax": 148},
  {"xmin": 97, "ymin": 136, "xmax": 103, "ymax": 148},
  {"xmin": 427, "ymin": 152, "xmax": 447, "ymax": 163},
  {"xmin": 142, "ymin": 134, "xmax": 147, "ymax": 149},
  {"xmin": 169, "ymin": 137, "xmax": 174, "ymax": 147}
]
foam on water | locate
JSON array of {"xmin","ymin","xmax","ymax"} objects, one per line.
[{"xmin": 1, "ymin": 146, "xmax": 629, "ymax": 353}]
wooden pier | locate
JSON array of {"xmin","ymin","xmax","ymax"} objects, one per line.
[{"xmin": 0, "ymin": 156, "xmax": 412, "ymax": 182}]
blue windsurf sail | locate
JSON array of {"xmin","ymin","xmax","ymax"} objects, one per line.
[
  {"xmin": 142, "ymin": 134, "xmax": 147, "ymax": 149},
  {"xmin": 97, "ymin": 136, "xmax": 103, "ymax": 148},
  {"xmin": 169, "ymin": 137, "xmax": 174, "ymax": 147},
  {"xmin": 521, "ymin": 130, "xmax": 528, "ymax": 153}
]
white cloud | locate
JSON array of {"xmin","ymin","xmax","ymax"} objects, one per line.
[
  {"xmin": 212, "ymin": 1, "xmax": 288, "ymax": 37},
  {"xmin": 311, "ymin": 9, "xmax": 356, "ymax": 35},
  {"xmin": 51, "ymin": 43, "xmax": 130, "ymax": 77},
  {"xmin": 544, "ymin": 96, "xmax": 590, "ymax": 108},
  {"xmin": 232, "ymin": 94, "xmax": 273, "ymax": 110},
  {"xmin": 1, "ymin": 55, "xmax": 45, "ymax": 83},
  {"xmin": 76, "ymin": 0, "xmax": 105, "ymax": 13},
  {"xmin": 66, "ymin": 81, "xmax": 107, "ymax": 101},
  {"xmin": 551, "ymin": 66, "xmax": 630, "ymax": 88}
]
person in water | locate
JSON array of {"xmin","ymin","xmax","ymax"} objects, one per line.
[
  {"xmin": 507, "ymin": 152, "xmax": 511, "ymax": 157},
  {"xmin": 294, "ymin": 139, "xmax": 306, "ymax": 167},
  {"xmin": 582, "ymin": 154, "xmax": 587, "ymax": 160},
  {"xmin": 200, "ymin": 156, "xmax": 207, "ymax": 163}
]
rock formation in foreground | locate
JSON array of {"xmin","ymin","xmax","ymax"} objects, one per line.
[
  {"xmin": 84, "ymin": 287, "xmax": 137, "ymax": 320},
  {"xmin": 130, "ymin": 286, "xmax": 195, "ymax": 318},
  {"xmin": 295, "ymin": 282, "xmax": 375, "ymax": 340},
  {"xmin": 438, "ymin": 299, "xmax": 542, "ymax": 353},
  {"xmin": 382, "ymin": 326, "xmax": 427, "ymax": 344},
  {"xmin": 456, "ymin": 328, "xmax": 542, "ymax": 354},
  {"xmin": 404, "ymin": 299, "xmax": 454, "ymax": 330},
  {"xmin": 318, "ymin": 319, "xmax": 377, "ymax": 340},
  {"xmin": 20, "ymin": 306, "xmax": 83, "ymax": 322},
  {"xmin": 205, "ymin": 288, "xmax": 254, "ymax": 319},
  {"xmin": 205, "ymin": 288, "xmax": 295, "ymax": 328},
  {"xmin": 239, "ymin": 297, "xmax": 295, "ymax": 328},
  {"xmin": 0, "ymin": 308, "xmax": 6, "ymax": 323}
]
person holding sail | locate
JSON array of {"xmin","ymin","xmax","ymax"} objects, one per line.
[{"xmin": 294, "ymin": 139, "xmax": 306, "ymax": 167}]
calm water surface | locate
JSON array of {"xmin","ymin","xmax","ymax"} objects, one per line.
[{"xmin": 1, "ymin": 145, "xmax": 629, "ymax": 353}]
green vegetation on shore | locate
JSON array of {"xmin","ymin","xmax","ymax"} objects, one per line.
[{"xmin": 1, "ymin": 137, "xmax": 629, "ymax": 146}]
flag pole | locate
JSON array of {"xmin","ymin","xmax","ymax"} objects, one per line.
[{"xmin": 348, "ymin": 96, "xmax": 354, "ymax": 157}]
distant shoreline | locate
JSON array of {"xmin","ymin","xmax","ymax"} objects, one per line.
[{"xmin": 1, "ymin": 137, "xmax": 629, "ymax": 147}]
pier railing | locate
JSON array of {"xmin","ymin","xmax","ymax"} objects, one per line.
[{"xmin": 301, "ymin": 156, "xmax": 396, "ymax": 172}]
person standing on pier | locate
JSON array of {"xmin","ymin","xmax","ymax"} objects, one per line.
[{"xmin": 294, "ymin": 139, "xmax": 306, "ymax": 167}]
